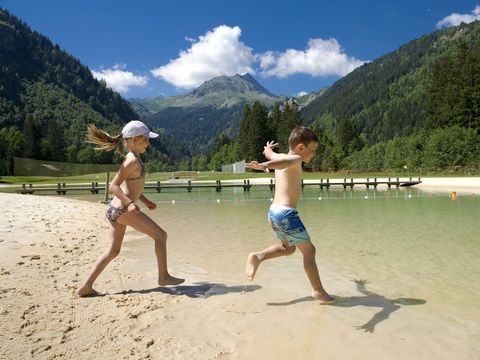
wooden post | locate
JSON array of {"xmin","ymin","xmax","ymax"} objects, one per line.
[
  {"xmin": 187, "ymin": 180, "xmax": 192, "ymax": 193},
  {"xmin": 269, "ymin": 179, "xmax": 275, "ymax": 191},
  {"xmin": 216, "ymin": 180, "xmax": 221, "ymax": 192},
  {"xmin": 104, "ymin": 172, "xmax": 110, "ymax": 202},
  {"xmin": 156, "ymin": 181, "xmax": 161, "ymax": 193}
]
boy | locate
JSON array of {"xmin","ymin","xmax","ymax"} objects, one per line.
[{"xmin": 245, "ymin": 126, "xmax": 334, "ymax": 303}]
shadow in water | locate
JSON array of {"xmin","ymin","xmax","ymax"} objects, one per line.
[
  {"xmin": 267, "ymin": 279, "xmax": 426, "ymax": 333},
  {"xmin": 112, "ymin": 282, "xmax": 262, "ymax": 298}
]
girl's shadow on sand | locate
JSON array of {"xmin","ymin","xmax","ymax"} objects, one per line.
[
  {"xmin": 267, "ymin": 279, "xmax": 426, "ymax": 333},
  {"xmin": 114, "ymin": 282, "xmax": 262, "ymax": 299}
]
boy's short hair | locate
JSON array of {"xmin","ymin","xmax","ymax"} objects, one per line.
[{"xmin": 288, "ymin": 126, "xmax": 319, "ymax": 149}]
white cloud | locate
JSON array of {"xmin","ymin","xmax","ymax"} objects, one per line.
[
  {"xmin": 151, "ymin": 25, "xmax": 255, "ymax": 89},
  {"xmin": 258, "ymin": 38, "xmax": 366, "ymax": 78},
  {"xmin": 436, "ymin": 5, "xmax": 480, "ymax": 28},
  {"xmin": 91, "ymin": 64, "xmax": 148, "ymax": 93},
  {"xmin": 297, "ymin": 91, "xmax": 308, "ymax": 97}
]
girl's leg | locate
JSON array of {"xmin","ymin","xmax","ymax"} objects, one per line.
[
  {"xmin": 118, "ymin": 211, "xmax": 184, "ymax": 286},
  {"xmin": 77, "ymin": 221, "xmax": 126, "ymax": 297},
  {"xmin": 246, "ymin": 239, "xmax": 295, "ymax": 280}
]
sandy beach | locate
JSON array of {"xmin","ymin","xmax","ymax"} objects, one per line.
[
  {"xmin": 1, "ymin": 178, "xmax": 479, "ymax": 359},
  {"xmin": 415, "ymin": 176, "xmax": 480, "ymax": 194}
]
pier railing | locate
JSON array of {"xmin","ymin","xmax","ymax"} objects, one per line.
[{"xmin": 15, "ymin": 177, "xmax": 422, "ymax": 195}]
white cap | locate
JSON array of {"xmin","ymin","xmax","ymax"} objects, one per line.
[{"xmin": 122, "ymin": 120, "xmax": 159, "ymax": 139}]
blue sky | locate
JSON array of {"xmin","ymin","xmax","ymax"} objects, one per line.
[{"xmin": 2, "ymin": 0, "xmax": 480, "ymax": 99}]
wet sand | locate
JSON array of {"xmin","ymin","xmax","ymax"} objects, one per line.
[{"xmin": 1, "ymin": 179, "xmax": 479, "ymax": 359}]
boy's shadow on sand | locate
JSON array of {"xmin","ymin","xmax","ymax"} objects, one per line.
[
  {"xmin": 114, "ymin": 282, "xmax": 262, "ymax": 299},
  {"xmin": 267, "ymin": 279, "xmax": 426, "ymax": 333}
]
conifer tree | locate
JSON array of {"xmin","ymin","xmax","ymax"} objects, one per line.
[
  {"xmin": 23, "ymin": 115, "xmax": 38, "ymax": 158},
  {"xmin": 235, "ymin": 104, "xmax": 251, "ymax": 160},
  {"xmin": 248, "ymin": 101, "xmax": 268, "ymax": 160},
  {"xmin": 277, "ymin": 103, "xmax": 300, "ymax": 152}
]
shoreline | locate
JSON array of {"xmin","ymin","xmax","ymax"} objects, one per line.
[{"xmin": 1, "ymin": 176, "xmax": 479, "ymax": 194}]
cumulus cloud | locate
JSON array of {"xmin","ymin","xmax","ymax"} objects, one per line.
[
  {"xmin": 91, "ymin": 64, "xmax": 148, "ymax": 93},
  {"xmin": 436, "ymin": 5, "xmax": 480, "ymax": 28},
  {"xmin": 258, "ymin": 38, "xmax": 366, "ymax": 78},
  {"xmin": 297, "ymin": 91, "xmax": 309, "ymax": 97},
  {"xmin": 151, "ymin": 25, "xmax": 255, "ymax": 89}
]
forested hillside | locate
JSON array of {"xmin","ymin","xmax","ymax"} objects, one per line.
[
  {"xmin": 143, "ymin": 74, "xmax": 283, "ymax": 153},
  {"xmin": 1, "ymin": 6, "xmax": 478, "ymax": 175},
  {"xmin": 0, "ymin": 9, "xmax": 189, "ymax": 175},
  {"xmin": 301, "ymin": 21, "xmax": 480, "ymax": 144},
  {"xmin": 0, "ymin": 9, "xmax": 138, "ymax": 174},
  {"xmin": 297, "ymin": 21, "xmax": 480, "ymax": 172}
]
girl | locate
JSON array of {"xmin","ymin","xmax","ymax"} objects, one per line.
[{"xmin": 77, "ymin": 120, "xmax": 184, "ymax": 297}]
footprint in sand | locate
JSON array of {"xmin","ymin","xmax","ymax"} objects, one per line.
[{"xmin": 21, "ymin": 255, "xmax": 41, "ymax": 260}]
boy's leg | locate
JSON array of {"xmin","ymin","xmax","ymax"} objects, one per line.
[
  {"xmin": 77, "ymin": 221, "xmax": 126, "ymax": 297},
  {"xmin": 296, "ymin": 240, "xmax": 334, "ymax": 303},
  {"xmin": 120, "ymin": 211, "xmax": 184, "ymax": 286},
  {"xmin": 246, "ymin": 239, "xmax": 295, "ymax": 280}
]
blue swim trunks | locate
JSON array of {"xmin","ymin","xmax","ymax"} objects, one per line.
[{"xmin": 267, "ymin": 204, "xmax": 310, "ymax": 246}]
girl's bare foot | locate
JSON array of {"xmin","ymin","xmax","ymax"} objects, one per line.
[
  {"xmin": 76, "ymin": 285, "xmax": 99, "ymax": 297},
  {"xmin": 246, "ymin": 253, "xmax": 262, "ymax": 281},
  {"xmin": 158, "ymin": 275, "xmax": 185, "ymax": 286},
  {"xmin": 313, "ymin": 290, "xmax": 335, "ymax": 304}
]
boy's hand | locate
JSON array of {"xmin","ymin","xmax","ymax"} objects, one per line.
[
  {"xmin": 246, "ymin": 161, "xmax": 269, "ymax": 172},
  {"xmin": 263, "ymin": 141, "xmax": 278, "ymax": 158},
  {"xmin": 264, "ymin": 141, "xmax": 278, "ymax": 152}
]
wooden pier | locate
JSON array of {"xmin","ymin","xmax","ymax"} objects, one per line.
[
  {"xmin": 15, "ymin": 177, "xmax": 421, "ymax": 195},
  {"xmin": 16, "ymin": 182, "xmax": 102, "ymax": 195}
]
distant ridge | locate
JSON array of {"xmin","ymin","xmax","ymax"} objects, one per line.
[{"xmin": 300, "ymin": 20, "xmax": 480, "ymax": 144}]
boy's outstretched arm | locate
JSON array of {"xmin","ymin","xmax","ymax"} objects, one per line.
[{"xmin": 246, "ymin": 154, "xmax": 302, "ymax": 172}]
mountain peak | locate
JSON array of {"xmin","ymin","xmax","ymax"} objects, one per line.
[
  {"xmin": 134, "ymin": 74, "xmax": 281, "ymax": 112},
  {"xmin": 191, "ymin": 73, "xmax": 276, "ymax": 99}
]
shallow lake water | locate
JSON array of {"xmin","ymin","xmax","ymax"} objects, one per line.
[{"xmin": 70, "ymin": 185, "xmax": 479, "ymax": 357}]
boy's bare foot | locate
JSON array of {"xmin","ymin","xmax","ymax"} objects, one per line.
[
  {"xmin": 158, "ymin": 276, "xmax": 185, "ymax": 286},
  {"xmin": 76, "ymin": 285, "xmax": 99, "ymax": 297},
  {"xmin": 313, "ymin": 290, "xmax": 335, "ymax": 304},
  {"xmin": 246, "ymin": 253, "xmax": 262, "ymax": 281}
]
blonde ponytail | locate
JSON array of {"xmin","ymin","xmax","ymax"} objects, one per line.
[{"xmin": 87, "ymin": 124, "xmax": 123, "ymax": 152}]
